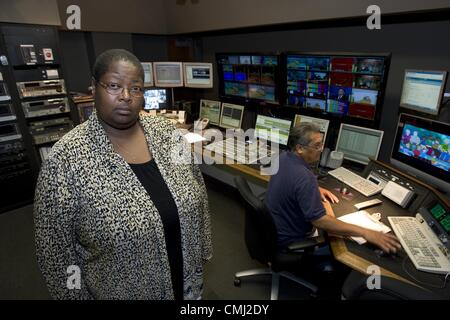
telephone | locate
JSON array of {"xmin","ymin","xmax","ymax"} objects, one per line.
[
  {"xmin": 194, "ymin": 118, "xmax": 209, "ymax": 131},
  {"xmin": 319, "ymin": 148, "xmax": 344, "ymax": 169}
]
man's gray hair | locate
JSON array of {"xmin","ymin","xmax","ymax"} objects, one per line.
[{"xmin": 288, "ymin": 122, "xmax": 321, "ymax": 151}]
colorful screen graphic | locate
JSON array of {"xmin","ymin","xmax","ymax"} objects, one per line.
[{"xmin": 398, "ymin": 124, "xmax": 450, "ymax": 173}]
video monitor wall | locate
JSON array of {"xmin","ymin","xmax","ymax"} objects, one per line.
[
  {"xmin": 285, "ymin": 53, "xmax": 389, "ymax": 122},
  {"xmin": 216, "ymin": 53, "xmax": 279, "ymax": 104}
]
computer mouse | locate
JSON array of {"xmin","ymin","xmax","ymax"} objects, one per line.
[{"xmin": 375, "ymin": 249, "xmax": 398, "ymax": 258}]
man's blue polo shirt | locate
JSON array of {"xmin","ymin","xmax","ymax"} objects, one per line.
[{"xmin": 265, "ymin": 151, "xmax": 326, "ymax": 249}]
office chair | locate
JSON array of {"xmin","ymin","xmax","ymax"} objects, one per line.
[
  {"xmin": 341, "ymin": 270, "xmax": 443, "ymax": 300},
  {"xmin": 233, "ymin": 175, "xmax": 325, "ymax": 300}
]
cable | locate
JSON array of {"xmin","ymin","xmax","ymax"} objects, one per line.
[
  {"xmin": 402, "ymin": 256, "xmax": 450, "ymax": 289},
  {"xmin": 444, "ymin": 272, "xmax": 450, "ymax": 286}
]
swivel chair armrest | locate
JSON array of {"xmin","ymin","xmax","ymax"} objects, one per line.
[{"xmin": 287, "ymin": 234, "xmax": 325, "ymax": 251}]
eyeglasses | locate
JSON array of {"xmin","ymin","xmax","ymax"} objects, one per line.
[
  {"xmin": 301, "ymin": 142, "xmax": 324, "ymax": 151},
  {"xmin": 94, "ymin": 79, "xmax": 144, "ymax": 98}
]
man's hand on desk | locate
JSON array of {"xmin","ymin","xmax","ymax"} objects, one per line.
[
  {"xmin": 362, "ymin": 230, "xmax": 402, "ymax": 254},
  {"xmin": 319, "ymin": 187, "xmax": 339, "ymax": 204},
  {"xmin": 312, "ymin": 215, "xmax": 402, "ymax": 253}
]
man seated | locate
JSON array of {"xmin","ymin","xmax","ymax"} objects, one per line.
[{"xmin": 265, "ymin": 123, "xmax": 401, "ymax": 253}]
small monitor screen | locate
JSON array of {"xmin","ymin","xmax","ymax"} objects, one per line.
[
  {"xmin": 224, "ymin": 82, "xmax": 247, "ymax": 98},
  {"xmin": 144, "ymin": 89, "xmax": 167, "ymax": 110},
  {"xmin": 429, "ymin": 202, "xmax": 450, "ymax": 234},
  {"xmin": 184, "ymin": 63, "xmax": 213, "ymax": 88},
  {"xmin": 240, "ymin": 56, "xmax": 251, "ymax": 64},
  {"xmin": 400, "ymin": 70, "xmax": 447, "ymax": 115},
  {"xmin": 336, "ymin": 123, "xmax": 384, "ymax": 165},
  {"xmin": 153, "ymin": 62, "xmax": 183, "ymax": 87},
  {"xmin": 199, "ymin": 99, "xmax": 221, "ymax": 125},
  {"xmin": 248, "ymin": 84, "xmax": 275, "ymax": 101},
  {"xmin": 351, "ymin": 88, "xmax": 378, "ymax": 106},
  {"xmin": 255, "ymin": 115, "xmax": 292, "ymax": 145},
  {"xmin": 305, "ymin": 98, "xmax": 326, "ymax": 111},
  {"xmin": 219, "ymin": 103, "xmax": 244, "ymax": 129}
]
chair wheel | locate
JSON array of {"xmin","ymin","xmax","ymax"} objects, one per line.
[{"xmin": 234, "ymin": 278, "xmax": 241, "ymax": 287}]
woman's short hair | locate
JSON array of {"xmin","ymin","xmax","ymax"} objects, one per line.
[
  {"xmin": 93, "ymin": 49, "xmax": 144, "ymax": 81},
  {"xmin": 288, "ymin": 123, "xmax": 321, "ymax": 151}
]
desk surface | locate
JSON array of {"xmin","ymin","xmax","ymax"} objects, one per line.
[{"xmin": 199, "ymin": 151, "xmax": 450, "ymax": 298}]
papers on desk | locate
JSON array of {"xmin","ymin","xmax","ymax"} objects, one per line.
[
  {"xmin": 183, "ymin": 132, "xmax": 206, "ymax": 144},
  {"xmin": 338, "ymin": 210, "xmax": 391, "ymax": 245}
]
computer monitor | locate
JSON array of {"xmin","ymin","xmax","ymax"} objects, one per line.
[
  {"xmin": 199, "ymin": 99, "xmax": 221, "ymax": 125},
  {"xmin": 254, "ymin": 115, "xmax": 292, "ymax": 145},
  {"xmin": 143, "ymin": 88, "xmax": 167, "ymax": 110},
  {"xmin": 391, "ymin": 113, "xmax": 450, "ymax": 194},
  {"xmin": 153, "ymin": 62, "xmax": 183, "ymax": 87},
  {"xmin": 335, "ymin": 123, "xmax": 384, "ymax": 165},
  {"xmin": 286, "ymin": 53, "xmax": 390, "ymax": 122},
  {"xmin": 219, "ymin": 103, "xmax": 244, "ymax": 129},
  {"xmin": 400, "ymin": 70, "xmax": 448, "ymax": 115},
  {"xmin": 141, "ymin": 62, "xmax": 153, "ymax": 87},
  {"xmin": 293, "ymin": 114, "xmax": 330, "ymax": 143},
  {"xmin": 216, "ymin": 53, "xmax": 279, "ymax": 105},
  {"xmin": 183, "ymin": 63, "xmax": 213, "ymax": 88}
]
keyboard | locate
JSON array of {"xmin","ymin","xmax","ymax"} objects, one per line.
[
  {"xmin": 204, "ymin": 137, "xmax": 274, "ymax": 164},
  {"xmin": 388, "ymin": 216, "xmax": 450, "ymax": 274},
  {"xmin": 328, "ymin": 166, "xmax": 383, "ymax": 197}
]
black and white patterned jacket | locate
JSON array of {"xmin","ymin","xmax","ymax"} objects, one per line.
[{"xmin": 34, "ymin": 111, "xmax": 212, "ymax": 300}]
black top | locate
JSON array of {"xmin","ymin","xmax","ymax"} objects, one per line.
[{"xmin": 129, "ymin": 159, "xmax": 183, "ymax": 300}]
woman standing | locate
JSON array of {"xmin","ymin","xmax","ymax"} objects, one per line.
[{"xmin": 34, "ymin": 49, "xmax": 212, "ymax": 300}]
